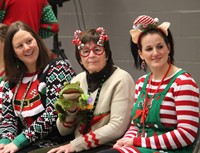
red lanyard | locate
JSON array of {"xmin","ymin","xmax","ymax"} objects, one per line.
[{"xmin": 132, "ymin": 64, "xmax": 171, "ymax": 137}]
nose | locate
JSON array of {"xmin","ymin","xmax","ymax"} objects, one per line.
[
  {"xmin": 152, "ymin": 47, "xmax": 159, "ymax": 55},
  {"xmin": 24, "ymin": 43, "xmax": 30, "ymax": 50},
  {"xmin": 88, "ymin": 49, "xmax": 95, "ymax": 57}
]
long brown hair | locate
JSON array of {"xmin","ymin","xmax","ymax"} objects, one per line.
[{"xmin": 4, "ymin": 21, "xmax": 50, "ymax": 83}]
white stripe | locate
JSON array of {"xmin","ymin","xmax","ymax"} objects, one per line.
[
  {"xmin": 119, "ymin": 147, "xmax": 131, "ymax": 153},
  {"xmin": 176, "ymin": 84, "xmax": 198, "ymax": 91},
  {"xmin": 126, "ymin": 147, "xmax": 138, "ymax": 153},
  {"xmin": 176, "ymin": 106, "xmax": 198, "ymax": 112},
  {"xmin": 15, "ymin": 104, "xmax": 45, "ymax": 117},
  {"xmin": 178, "ymin": 115, "xmax": 199, "ymax": 122},
  {"xmin": 179, "ymin": 128, "xmax": 195, "ymax": 142},
  {"xmin": 178, "ymin": 123, "xmax": 198, "ymax": 133},
  {"xmin": 158, "ymin": 135, "xmax": 167, "ymax": 149},
  {"xmin": 150, "ymin": 136, "xmax": 156, "ymax": 149},
  {"xmin": 160, "ymin": 118, "xmax": 177, "ymax": 124},
  {"xmin": 166, "ymin": 132, "xmax": 177, "ymax": 149},
  {"xmin": 176, "ymin": 95, "xmax": 199, "ymax": 101},
  {"xmin": 174, "ymin": 130, "xmax": 187, "ymax": 146},
  {"xmin": 160, "ymin": 109, "xmax": 176, "ymax": 115},
  {"xmin": 161, "ymin": 101, "xmax": 175, "ymax": 106},
  {"xmin": 141, "ymin": 137, "xmax": 146, "ymax": 147}
]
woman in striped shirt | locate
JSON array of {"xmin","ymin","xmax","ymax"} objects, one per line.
[{"xmin": 99, "ymin": 15, "xmax": 199, "ymax": 153}]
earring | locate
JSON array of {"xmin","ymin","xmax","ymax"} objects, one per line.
[{"xmin": 140, "ymin": 60, "xmax": 146, "ymax": 70}]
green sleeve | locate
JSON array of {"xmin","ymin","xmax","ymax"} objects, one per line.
[{"xmin": 12, "ymin": 133, "xmax": 30, "ymax": 149}]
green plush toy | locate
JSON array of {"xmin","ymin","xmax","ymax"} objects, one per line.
[{"xmin": 54, "ymin": 81, "xmax": 93, "ymax": 122}]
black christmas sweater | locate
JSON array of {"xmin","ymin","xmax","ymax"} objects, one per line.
[{"xmin": 0, "ymin": 58, "xmax": 75, "ymax": 149}]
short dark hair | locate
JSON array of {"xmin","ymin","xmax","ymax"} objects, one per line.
[
  {"xmin": 4, "ymin": 21, "xmax": 50, "ymax": 83},
  {"xmin": 131, "ymin": 28, "xmax": 174, "ymax": 71}
]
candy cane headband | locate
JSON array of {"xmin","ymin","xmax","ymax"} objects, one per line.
[
  {"xmin": 72, "ymin": 27, "xmax": 109, "ymax": 50},
  {"xmin": 130, "ymin": 15, "xmax": 170, "ymax": 44}
]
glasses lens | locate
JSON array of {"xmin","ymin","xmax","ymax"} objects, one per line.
[
  {"xmin": 93, "ymin": 46, "xmax": 104, "ymax": 55},
  {"xmin": 80, "ymin": 47, "xmax": 90, "ymax": 57}
]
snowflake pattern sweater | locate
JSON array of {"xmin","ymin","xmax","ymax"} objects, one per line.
[
  {"xmin": 0, "ymin": 59, "xmax": 75, "ymax": 149},
  {"xmin": 115, "ymin": 69, "xmax": 199, "ymax": 153}
]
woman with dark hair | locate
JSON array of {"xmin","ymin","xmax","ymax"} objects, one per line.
[
  {"xmin": 98, "ymin": 15, "xmax": 199, "ymax": 153},
  {"xmin": 47, "ymin": 27, "xmax": 135, "ymax": 153},
  {"xmin": 0, "ymin": 21, "xmax": 75, "ymax": 153}
]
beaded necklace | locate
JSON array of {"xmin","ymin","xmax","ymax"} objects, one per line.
[
  {"xmin": 83, "ymin": 75, "xmax": 106, "ymax": 134},
  {"xmin": 12, "ymin": 74, "xmax": 35, "ymax": 128}
]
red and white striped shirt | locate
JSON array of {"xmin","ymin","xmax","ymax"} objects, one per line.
[{"xmin": 117, "ymin": 70, "xmax": 199, "ymax": 152}]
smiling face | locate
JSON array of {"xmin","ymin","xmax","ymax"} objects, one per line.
[
  {"xmin": 80, "ymin": 41, "xmax": 107, "ymax": 74},
  {"xmin": 12, "ymin": 30, "xmax": 39, "ymax": 73},
  {"xmin": 138, "ymin": 33, "xmax": 170, "ymax": 71}
]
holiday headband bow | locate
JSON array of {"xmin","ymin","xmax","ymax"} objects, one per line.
[
  {"xmin": 72, "ymin": 27, "xmax": 109, "ymax": 50},
  {"xmin": 130, "ymin": 15, "xmax": 170, "ymax": 44}
]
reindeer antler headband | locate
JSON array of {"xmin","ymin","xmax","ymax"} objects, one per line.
[
  {"xmin": 72, "ymin": 27, "xmax": 109, "ymax": 50},
  {"xmin": 130, "ymin": 15, "xmax": 170, "ymax": 44}
]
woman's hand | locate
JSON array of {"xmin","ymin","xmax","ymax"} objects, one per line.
[
  {"xmin": 113, "ymin": 138, "xmax": 133, "ymax": 148},
  {"xmin": 47, "ymin": 143, "xmax": 75, "ymax": 153},
  {"xmin": 0, "ymin": 142, "xmax": 19, "ymax": 153}
]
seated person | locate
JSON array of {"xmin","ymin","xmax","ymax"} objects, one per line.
[
  {"xmin": 98, "ymin": 15, "xmax": 199, "ymax": 153},
  {"xmin": 0, "ymin": 21, "xmax": 75, "ymax": 153},
  {"xmin": 47, "ymin": 27, "xmax": 135, "ymax": 153}
]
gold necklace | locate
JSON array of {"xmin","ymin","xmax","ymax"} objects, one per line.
[{"xmin": 12, "ymin": 75, "xmax": 35, "ymax": 128}]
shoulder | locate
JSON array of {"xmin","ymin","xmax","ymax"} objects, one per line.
[
  {"xmin": 107, "ymin": 66, "xmax": 135, "ymax": 85},
  {"xmin": 174, "ymin": 70, "xmax": 199, "ymax": 88},
  {"xmin": 43, "ymin": 58, "xmax": 74, "ymax": 72},
  {"xmin": 113, "ymin": 66, "xmax": 133, "ymax": 78},
  {"xmin": 71, "ymin": 71, "xmax": 86, "ymax": 83}
]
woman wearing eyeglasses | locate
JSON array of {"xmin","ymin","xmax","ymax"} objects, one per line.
[{"xmin": 46, "ymin": 27, "xmax": 135, "ymax": 153}]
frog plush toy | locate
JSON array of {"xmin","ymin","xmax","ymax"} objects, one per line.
[{"xmin": 55, "ymin": 81, "xmax": 92, "ymax": 122}]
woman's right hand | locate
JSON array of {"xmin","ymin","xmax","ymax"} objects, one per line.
[
  {"xmin": 47, "ymin": 143, "xmax": 75, "ymax": 153},
  {"xmin": 113, "ymin": 138, "xmax": 133, "ymax": 148}
]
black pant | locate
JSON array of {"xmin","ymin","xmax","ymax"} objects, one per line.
[
  {"xmin": 28, "ymin": 144, "xmax": 113, "ymax": 153},
  {"xmin": 97, "ymin": 148, "xmax": 120, "ymax": 153}
]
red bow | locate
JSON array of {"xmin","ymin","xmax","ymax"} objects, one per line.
[{"xmin": 132, "ymin": 107, "xmax": 149, "ymax": 124}]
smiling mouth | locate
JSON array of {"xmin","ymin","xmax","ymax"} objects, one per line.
[{"xmin": 25, "ymin": 51, "xmax": 33, "ymax": 56}]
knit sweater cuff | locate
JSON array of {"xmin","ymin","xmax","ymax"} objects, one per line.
[
  {"xmin": 12, "ymin": 133, "xmax": 30, "ymax": 149},
  {"xmin": 0, "ymin": 138, "xmax": 11, "ymax": 144}
]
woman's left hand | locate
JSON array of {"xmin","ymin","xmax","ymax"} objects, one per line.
[
  {"xmin": 0, "ymin": 142, "xmax": 19, "ymax": 153},
  {"xmin": 47, "ymin": 143, "xmax": 75, "ymax": 153},
  {"xmin": 113, "ymin": 138, "xmax": 133, "ymax": 148}
]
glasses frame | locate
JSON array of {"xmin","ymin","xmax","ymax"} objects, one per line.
[{"xmin": 79, "ymin": 44, "xmax": 105, "ymax": 57}]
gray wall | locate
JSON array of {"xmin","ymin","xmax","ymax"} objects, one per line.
[{"xmin": 44, "ymin": 0, "xmax": 200, "ymax": 87}]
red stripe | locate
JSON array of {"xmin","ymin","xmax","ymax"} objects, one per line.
[
  {"xmin": 154, "ymin": 135, "xmax": 161, "ymax": 149},
  {"xmin": 90, "ymin": 132, "xmax": 99, "ymax": 146},
  {"xmin": 162, "ymin": 133, "xmax": 172, "ymax": 149},
  {"xmin": 83, "ymin": 134, "xmax": 92, "ymax": 148},
  {"xmin": 170, "ymin": 131, "xmax": 182, "ymax": 148}
]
